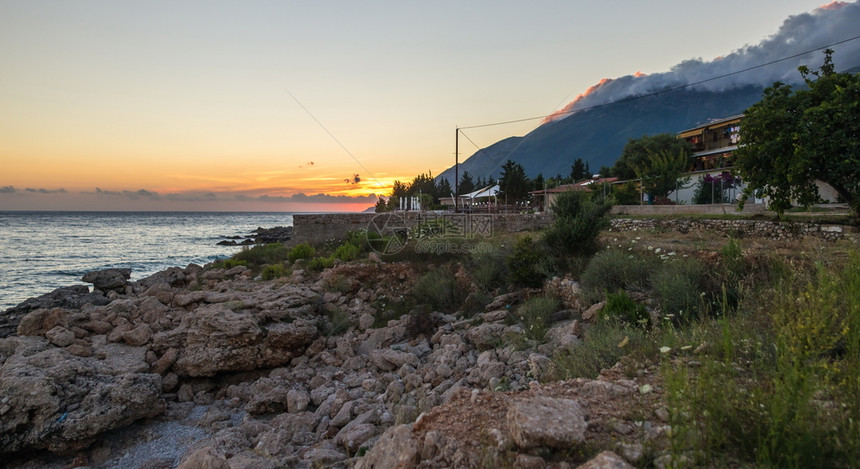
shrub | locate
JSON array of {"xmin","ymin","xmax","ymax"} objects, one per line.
[
  {"xmin": 514, "ymin": 295, "xmax": 561, "ymax": 342},
  {"xmin": 261, "ymin": 263, "xmax": 288, "ymax": 280},
  {"xmin": 602, "ymin": 289, "xmax": 649, "ymax": 328},
  {"xmin": 308, "ymin": 255, "xmax": 335, "ymax": 271},
  {"xmin": 543, "ymin": 190, "xmax": 612, "ymax": 256},
  {"xmin": 470, "ymin": 250, "xmax": 509, "ymax": 293},
  {"xmin": 288, "ymin": 242, "xmax": 316, "ymax": 263},
  {"xmin": 507, "ymin": 236, "xmax": 548, "ymax": 288},
  {"xmin": 412, "ymin": 268, "xmax": 465, "ymax": 313},
  {"xmin": 580, "ymin": 249, "xmax": 657, "ymax": 304},
  {"xmin": 231, "ymin": 242, "xmax": 288, "ymax": 269},
  {"xmin": 221, "ymin": 259, "xmax": 248, "ymax": 269},
  {"xmin": 549, "ymin": 319, "xmax": 651, "ymax": 380},
  {"xmin": 334, "ymin": 242, "xmax": 360, "ymax": 261},
  {"xmin": 651, "ymin": 258, "xmax": 707, "ymax": 321},
  {"xmin": 663, "ymin": 254, "xmax": 860, "ymax": 467}
]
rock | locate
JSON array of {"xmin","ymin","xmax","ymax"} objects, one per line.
[
  {"xmin": 150, "ymin": 348, "xmax": 179, "ymax": 375},
  {"xmin": 17, "ymin": 308, "xmax": 68, "ymax": 336},
  {"xmin": 369, "ymin": 348, "xmax": 420, "ymax": 371},
  {"xmin": 355, "ymin": 424, "xmax": 418, "ymax": 469},
  {"xmin": 335, "ymin": 422, "xmax": 376, "ymax": 452},
  {"xmin": 286, "ymin": 389, "xmax": 310, "ymax": 413},
  {"xmin": 581, "ymin": 380, "xmax": 633, "ymax": 399},
  {"xmin": 582, "ymin": 301, "xmax": 605, "ymax": 322},
  {"xmin": 506, "ymin": 396, "xmax": 587, "ymax": 449},
  {"xmin": 82, "ymin": 268, "xmax": 131, "ymax": 292},
  {"xmin": 121, "ymin": 323, "xmax": 153, "ymax": 346},
  {"xmin": 302, "ymin": 447, "xmax": 346, "ymax": 465},
  {"xmin": 45, "ymin": 326, "xmax": 75, "ymax": 347},
  {"xmin": 576, "ymin": 450, "xmax": 635, "ymax": 469},
  {"xmin": 0, "ymin": 336, "xmax": 164, "ymax": 455},
  {"xmin": 177, "ymin": 446, "xmax": 229, "ymax": 469},
  {"xmin": 246, "ymin": 377, "xmax": 290, "ymax": 415},
  {"xmin": 516, "ymin": 454, "xmax": 547, "ymax": 469}
]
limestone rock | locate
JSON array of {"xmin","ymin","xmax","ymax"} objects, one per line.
[
  {"xmin": 576, "ymin": 450, "xmax": 635, "ymax": 469},
  {"xmin": 177, "ymin": 446, "xmax": 229, "ymax": 469},
  {"xmin": 355, "ymin": 424, "xmax": 418, "ymax": 469},
  {"xmin": 506, "ymin": 396, "xmax": 587, "ymax": 449},
  {"xmin": 82, "ymin": 268, "xmax": 131, "ymax": 292}
]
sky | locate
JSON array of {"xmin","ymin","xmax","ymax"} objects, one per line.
[{"xmin": 0, "ymin": 0, "xmax": 853, "ymax": 212}]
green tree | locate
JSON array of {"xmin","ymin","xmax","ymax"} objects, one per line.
[
  {"xmin": 736, "ymin": 50, "xmax": 860, "ymax": 218},
  {"xmin": 570, "ymin": 158, "xmax": 590, "ymax": 182},
  {"xmin": 544, "ymin": 190, "xmax": 612, "ymax": 256},
  {"xmin": 458, "ymin": 171, "xmax": 476, "ymax": 195},
  {"xmin": 612, "ymin": 134, "xmax": 692, "ymax": 180},
  {"xmin": 498, "ymin": 160, "xmax": 531, "ymax": 204},
  {"xmin": 634, "ymin": 148, "xmax": 692, "ymax": 202}
]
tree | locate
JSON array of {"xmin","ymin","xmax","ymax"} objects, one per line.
[
  {"xmin": 498, "ymin": 160, "xmax": 530, "ymax": 204},
  {"xmin": 570, "ymin": 158, "xmax": 589, "ymax": 182},
  {"xmin": 634, "ymin": 148, "xmax": 692, "ymax": 202},
  {"xmin": 736, "ymin": 50, "xmax": 860, "ymax": 218},
  {"xmin": 612, "ymin": 134, "xmax": 692, "ymax": 180},
  {"xmin": 458, "ymin": 171, "xmax": 476, "ymax": 195},
  {"xmin": 544, "ymin": 190, "xmax": 612, "ymax": 256}
]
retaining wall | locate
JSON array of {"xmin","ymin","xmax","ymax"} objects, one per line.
[{"xmin": 609, "ymin": 217, "xmax": 856, "ymax": 241}]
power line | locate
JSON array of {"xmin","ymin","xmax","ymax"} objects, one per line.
[{"xmin": 458, "ymin": 34, "xmax": 860, "ymax": 131}]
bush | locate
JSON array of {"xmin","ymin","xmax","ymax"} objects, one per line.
[
  {"xmin": 603, "ymin": 289, "xmax": 649, "ymax": 328},
  {"xmin": 288, "ymin": 242, "xmax": 316, "ymax": 263},
  {"xmin": 334, "ymin": 242, "xmax": 360, "ymax": 261},
  {"xmin": 543, "ymin": 190, "xmax": 612, "ymax": 256},
  {"xmin": 412, "ymin": 268, "xmax": 465, "ymax": 313},
  {"xmin": 308, "ymin": 255, "xmax": 335, "ymax": 271},
  {"xmin": 470, "ymin": 250, "xmax": 509, "ymax": 293},
  {"xmin": 514, "ymin": 295, "xmax": 561, "ymax": 342},
  {"xmin": 507, "ymin": 236, "xmax": 548, "ymax": 288},
  {"xmin": 229, "ymin": 242, "xmax": 288, "ymax": 269},
  {"xmin": 261, "ymin": 263, "xmax": 288, "ymax": 280},
  {"xmin": 580, "ymin": 249, "xmax": 657, "ymax": 304},
  {"xmin": 651, "ymin": 258, "xmax": 707, "ymax": 321},
  {"xmin": 549, "ymin": 320, "xmax": 651, "ymax": 380},
  {"xmin": 221, "ymin": 259, "xmax": 248, "ymax": 269}
]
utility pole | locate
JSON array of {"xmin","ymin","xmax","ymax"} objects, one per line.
[{"xmin": 454, "ymin": 127, "xmax": 459, "ymax": 213}]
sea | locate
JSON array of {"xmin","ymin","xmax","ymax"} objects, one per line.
[{"xmin": 0, "ymin": 211, "xmax": 296, "ymax": 311}]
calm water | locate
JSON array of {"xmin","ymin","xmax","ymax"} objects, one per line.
[{"xmin": 0, "ymin": 212, "xmax": 295, "ymax": 311}]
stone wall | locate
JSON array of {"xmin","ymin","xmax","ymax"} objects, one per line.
[
  {"xmin": 289, "ymin": 212, "xmax": 553, "ymax": 246},
  {"xmin": 609, "ymin": 217, "xmax": 856, "ymax": 241}
]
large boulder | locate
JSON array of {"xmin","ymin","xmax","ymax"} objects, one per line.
[
  {"xmin": 506, "ymin": 396, "xmax": 587, "ymax": 449},
  {"xmin": 0, "ymin": 336, "xmax": 164, "ymax": 455},
  {"xmin": 82, "ymin": 268, "xmax": 132, "ymax": 292},
  {"xmin": 155, "ymin": 303, "xmax": 319, "ymax": 377}
]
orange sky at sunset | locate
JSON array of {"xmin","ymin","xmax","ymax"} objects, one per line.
[{"xmin": 0, "ymin": 1, "xmax": 835, "ymax": 212}]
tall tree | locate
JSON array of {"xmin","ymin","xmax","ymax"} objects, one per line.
[
  {"xmin": 736, "ymin": 50, "xmax": 860, "ymax": 218},
  {"xmin": 458, "ymin": 171, "xmax": 476, "ymax": 195},
  {"xmin": 613, "ymin": 134, "xmax": 692, "ymax": 180},
  {"xmin": 570, "ymin": 158, "xmax": 589, "ymax": 182},
  {"xmin": 498, "ymin": 160, "xmax": 530, "ymax": 204}
]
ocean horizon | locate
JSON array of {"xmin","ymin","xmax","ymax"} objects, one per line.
[{"xmin": 0, "ymin": 211, "xmax": 301, "ymax": 310}]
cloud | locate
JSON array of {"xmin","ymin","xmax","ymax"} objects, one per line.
[
  {"xmin": 93, "ymin": 188, "xmax": 161, "ymax": 199},
  {"xmin": 0, "ymin": 185, "xmax": 18, "ymax": 193},
  {"xmin": 548, "ymin": 2, "xmax": 860, "ymax": 122},
  {"xmin": 25, "ymin": 187, "xmax": 68, "ymax": 194},
  {"xmin": 237, "ymin": 192, "xmax": 378, "ymax": 203}
]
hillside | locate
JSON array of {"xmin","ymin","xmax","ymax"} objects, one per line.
[{"xmin": 437, "ymin": 84, "xmax": 764, "ymax": 183}]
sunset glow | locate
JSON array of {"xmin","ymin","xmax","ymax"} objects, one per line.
[{"xmin": 0, "ymin": 1, "xmax": 839, "ymax": 212}]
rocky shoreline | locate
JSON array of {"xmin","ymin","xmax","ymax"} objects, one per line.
[
  {"xmin": 1, "ymin": 253, "xmax": 668, "ymax": 468},
  {"xmin": 216, "ymin": 226, "xmax": 293, "ymax": 246}
]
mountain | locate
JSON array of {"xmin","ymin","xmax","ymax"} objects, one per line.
[
  {"xmin": 437, "ymin": 1, "xmax": 860, "ymax": 185},
  {"xmin": 437, "ymin": 85, "xmax": 764, "ymax": 182}
]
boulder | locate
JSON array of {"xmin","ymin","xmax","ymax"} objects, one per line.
[
  {"xmin": 506, "ymin": 396, "xmax": 587, "ymax": 449},
  {"xmin": 82, "ymin": 268, "xmax": 131, "ymax": 292},
  {"xmin": 354, "ymin": 424, "xmax": 418, "ymax": 469},
  {"xmin": 0, "ymin": 336, "xmax": 164, "ymax": 455}
]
